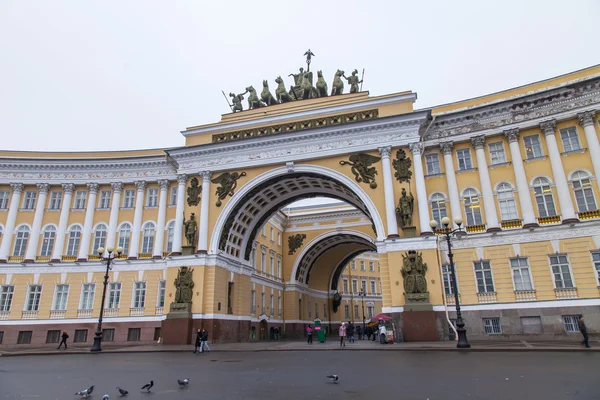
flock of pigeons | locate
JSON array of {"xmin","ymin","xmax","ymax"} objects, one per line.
[{"xmin": 75, "ymin": 378, "xmax": 189, "ymax": 398}]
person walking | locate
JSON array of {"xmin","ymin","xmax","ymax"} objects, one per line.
[
  {"xmin": 338, "ymin": 323, "xmax": 347, "ymax": 347},
  {"xmin": 347, "ymin": 322, "xmax": 355, "ymax": 343},
  {"xmin": 193, "ymin": 329, "xmax": 202, "ymax": 353},
  {"xmin": 379, "ymin": 323, "xmax": 387, "ymax": 344},
  {"xmin": 200, "ymin": 329, "xmax": 211, "ymax": 353},
  {"xmin": 57, "ymin": 331, "xmax": 69, "ymax": 350},
  {"xmin": 306, "ymin": 325, "xmax": 313, "ymax": 344},
  {"xmin": 578, "ymin": 315, "xmax": 591, "ymax": 348}
]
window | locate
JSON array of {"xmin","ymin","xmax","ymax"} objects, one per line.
[
  {"xmin": 153, "ymin": 327, "xmax": 161, "ymax": 341},
  {"xmin": 48, "ymin": 191, "xmax": 62, "ymax": 210},
  {"xmin": 560, "ymin": 127, "xmax": 581, "ymax": 152},
  {"xmin": 166, "ymin": 221, "xmax": 175, "ymax": 252},
  {"xmin": 510, "ymin": 258, "xmax": 533, "ymax": 291},
  {"xmin": 261, "ymin": 292, "xmax": 265, "ymax": 314},
  {"xmin": 98, "ymin": 190, "xmax": 111, "ymax": 209},
  {"xmin": 352, "ymin": 280, "xmax": 358, "ymax": 294},
  {"xmin": 361, "ymin": 280, "xmax": 367, "ymax": 293},
  {"xmin": 474, "ymin": 261, "xmax": 494, "ymax": 293},
  {"xmin": 344, "ymin": 304, "xmax": 350, "ymax": 320},
  {"xmin": 157, "ymin": 280, "xmax": 166, "ymax": 307},
  {"xmin": 343, "ymin": 279, "xmax": 349, "ymax": 293},
  {"xmin": 169, "ymin": 186, "xmax": 178, "ymax": 206},
  {"xmin": 456, "ymin": 148, "xmax": 473, "ymax": 170},
  {"xmin": 133, "ymin": 282, "xmax": 146, "ymax": 308},
  {"xmin": 563, "ymin": 315, "xmax": 580, "ymax": 332},
  {"xmin": 93, "ymin": 224, "xmax": 107, "ymax": 253},
  {"xmin": 0, "ymin": 285, "xmax": 14, "ymax": 312},
  {"xmin": 430, "ymin": 193, "xmax": 447, "ymax": 225},
  {"xmin": 520, "ymin": 316, "xmax": 543, "ymax": 334},
  {"xmin": 425, "ymin": 154, "xmax": 441, "ymax": 175},
  {"xmin": 279, "ymin": 296, "xmax": 282, "ymax": 317},
  {"xmin": 25, "ymin": 285, "xmax": 42, "ymax": 311},
  {"xmin": 369, "ymin": 262, "xmax": 375, "ymax": 272},
  {"xmin": 351, "ymin": 260, "xmax": 356, "ymax": 270},
  {"xmin": 488, "ymin": 142, "xmax": 506, "ymax": 164},
  {"xmin": 360, "ymin": 261, "xmax": 365, "ymax": 271},
  {"xmin": 270, "ymin": 295, "xmax": 274, "ymax": 316},
  {"xmin": 277, "ymin": 257, "xmax": 281, "ymax": 278},
  {"xmin": 80, "ymin": 283, "xmax": 95, "ymax": 310},
  {"xmin": 260, "ymin": 248, "xmax": 266, "ymax": 272},
  {"xmin": 127, "ymin": 328, "xmax": 141, "ymax": 341},
  {"xmin": 549, "ymin": 255, "xmax": 574, "ymax": 289},
  {"xmin": 66, "ymin": 226, "xmax": 82, "ymax": 256},
  {"xmin": 323, "ymin": 303, "xmax": 327, "ymax": 319},
  {"xmin": 46, "ymin": 330, "xmax": 61, "ymax": 343},
  {"xmin": 277, "ymin": 232, "xmax": 281, "ymax": 246},
  {"xmin": 147, "ymin": 188, "xmax": 158, "ymax": 207},
  {"xmin": 442, "ymin": 264, "xmax": 455, "ymax": 296},
  {"xmin": 533, "ymin": 178, "xmax": 556, "ymax": 217},
  {"xmin": 367, "ymin": 306, "xmax": 374, "ymax": 319},
  {"xmin": 307, "ymin": 299, "xmax": 311, "ymax": 319},
  {"xmin": 571, "ymin": 171, "xmax": 597, "ymax": 212},
  {"xmin": 17, "ymin": 331, "xmax": 32, "ymax": 344},
  {"xmin": 123, "ymin": 189, "xmax": 135, "ymax": 208},
  {"xmin": 107, "ymin": 282, "xmax": 121, "ymax": 309},
  {"xmin": 118, "ymin": 223, "xmax": 131, "ymax": 254},
  {"xmin": 23, "ymin": 191, "xmax": 36, "ymax": 210},
  {"xmin": 0, "ymin": 190, "xmax": 9, "ymax": 209},
  {"xmin": 74, "ymin": 191, "xmax": 86, "ymax": 209},
  {"xmin": 251, "ymin": 290, "xmax": 256, "ymax": 314},
  {"xmin": 354, "ymin": 304, "xmax": 359, "ymax": 319},
  {"xmin": 13, "ymin": 225, "xmax": 30, "ymax": 256},
  {"xmin": 370, "ymin": 280, "xmax": 376, "ymax": 294},
  {"xmin": 463, "ymin": 189, "xmax": 482, "ymax": 226},
  {"xmin": 0, "ymin": 331, "xmax": 3, "ymax": 344},
  {"xmin": 269, "ymin": 253, "xmax": 274, "ymax": 275},
  {"xmin": 141, "ymin": 222, "xmax": 155, "ymax": 253},
  {"xmin": 261, "ymin": 226, "xmax": 266, "ymax": 237},
  {"xmin": 74, "ymin": 329, "xmax": 88, "ymax": 342},
  {"xmin": 483, "ymin": 317, "xmax": 501, "ymax": 334},
  {"xmin": 496, "ymin": 183, "xmax": 518, "ymax": 220},
  {"xmin": 102, "ymin": 328, "xmax": 115, "ymax": 342},
  {"xmin": 270, "ymin": 227, "xmax": 274, "ymax": 242},
  {"xmin": 592, "ymin": 252, "xmax": 600, "ymax": 284},
  {"xmin": 53, "ymin": 284, "xmax": 69, "ymax": 310},
  {"xmin": 524, "ymin": 135, "xmax": 543, "ymax": 159},
  {"xmin": 40, "ymin": 226, "xmax": 56, "ymax": 256}
]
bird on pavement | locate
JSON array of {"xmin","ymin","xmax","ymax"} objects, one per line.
[
  {"xmin": 102, "ymin": 395, "xmax": 109, "ymax": 400},
  {"xmin": 116, "ymin": 386, "xmax": 128, "ymax": 396},
  {"xmin": 177, "ymin": 377, "xmax": 190, "ymax": 387},
  {"xmin": 75, "ymin": 385, "xmax": 95, "ymax": 398},
  {"xmin": 326, "ymin": 375, "xmax": 339, "ymax": 384},
  {"xmin": 141, "ymin": 380, "xmax": 154, "ymax": 392}
]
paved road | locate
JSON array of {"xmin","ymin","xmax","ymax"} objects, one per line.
[{"xmin": 1, "ymin": 351, "xmax": 598, "ymax": 399}]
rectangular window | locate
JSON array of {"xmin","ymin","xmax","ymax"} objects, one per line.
[
  {"xmin": 483, "ymin": 317, "xmax": 501, "ymax": 334},
  {"xmin": 270, "ymin": 253, "xmax": 274, "ymax": 275},
  {"xmin": 133, "ymin": 282, "xmax": 146, "ymax": 308},
  {"xmin": 270, "ymin": 294, "xmax": 274, "ymax": 317},
  {"xmin": 442, "ymin": 264, "xmax": 455, "ymax": 296},
  {"xmin": 46, "ymin": 330, "xmax": 61, "ymax": 343},
  {"xmin": 549, "ymin": 255, "xmax": 574, "ymax": 289},
  {"xmin": 147, "ymin": 188, "xmax": 158, "ymax": 207},
  {"xmin": 157, "ymin": 280, "xmax": 166, "ymax": 307},
  {"xmin": 80, "ymin": 283, "xmax": 95, "ymax": 310},
  {"xmin": 127, "ymin": 328, "xmax": 141, "ymax": 341},
  {"xmin": 107, "ymin": 282, "xmax": 121, "ymax": 309},
  {"xmin": 0, "ymin": 190, "xmax": 9, "ymax": 209},
  {"xmin": 370, "ymin": 280, "xmax": 376, "ymax": 294},
  {"xmin": 592, "ymin": 252, "xmax": 600, "ymax": 285},
  {"xmin": 524, "ymin": 135, "xmax": 543, "ymax": 159},
  {"xmin": 425, "ymin": 154, "xmax": 441, "ymax": 175},
  {"xmin": 474, "ymin": 261, "xmax": 494, "ymax": 293},
  {"xmin": 102, "ymin": 328, "xmax": 115, "ymax": 342},
  {"xmin": 367, "ymin": 306, "xmax": 374, "ymax": 319},
  {"xmin": 560, "ymin": 127, "xmax": 581, "ymax": 152},
  {"xmin": 261, "ymin": 249, "xmax": 266, "ymax": 272},
  {"xmin": 74, "ymin": 329, "xmax": 88, "ymax": 343},
  {"xmin": 261, "ymin": 293, "xmax": 265, "ymax": 314},
  {"xmin": 520, "ymin": 316, "xmax": 543, "ymax": 334},
  {"xmin": 153, "ymin": 327, "xmax": 161, "ymax": 341},
  {"xmin": 169, "ymin": 186, "xmax": 178, "ymax": 206},
  {"xmin": 351, "ymin": 260, "xmax": 356, "ymax": 270},
  {"xmin": 53, "ymin": 284, "xmax": 69, "ymax": 311},
  {"xmin": 510, "ymin": 258, "xmax": 533, "ymax": 291},
  {"xmin": 456, "ymin": 148, "xmax": 473, "ymax": 170},
  {"xmin": 0, "ymin": 285, "xmax": 14, "ymax": 312},
  {"xmin": 270, "ymin": 227, "xmax": 274, "ymax": 242},
  {"xmin": 277, "ymin": 258, "xmax": 282, "ymax": 278},
  {"xmin": 74, "ymin": 191, "xmax": 86, "ymax": 209},
  {"xmin": 48, "ymin": 191, "xmax": 62, "ymax": 210},
  {"xmin": 123, "ymin": 190, "xmax": 135, "ymax": 208},
  {"xmin": 361, "ymin": 280, "xmax": 367, "ymax": 293},
  {"xmin": 343, "ymin": 279, "xmax": 349, "ymax": 293},
  {"xmin": 261, "ymin": 226, "xmax": 266, "ymax": 237},
  {"xmin": 98, "ymin": 190, "xmax": 111, "ymax": 209},
  {"xmin": 563, "ymin": 315, "xmax": 580, "ymax": 332},
  {"xmin": 352, "ymin": 280, "xmax": 358, "ymax": 294},
  {"xmin": 278, "ymin": 296, "xmax": 282, "ymax": 317},
  {"xmin": 360, "ymin": 261, "xmax": 365, "ymax": 271},
  {"xmin": 354, "ymin": 304, "xmax": 359, "ymax": 320},
  {"xmin": 0, "ymin": 331, "xmax": 3, "ymax": 344},
  {"xmin": 369, "ymin": 261, "xmax": 375, "ymax": 272},
  {"xmin": 344, "ymin": 304, "xmax": 350, "ymax": 320},
  {"xmin": 251, "ymin": 290, "xmax": 256, "ymax": 314},
  {"xmin": 323, "ymin": 303, "xmax": 327, "ymax": 318},
  {"xmin": 25, "ymin": 285, "xmax": 42, "ymax": 311},
  {"xmin": 23, "ymin": 191, "xmax": 36, "ymax": 210},
  {"xmin": 488, "ymin": 142, "xmax": 506, "ymax": 164},
  {"xmin": 17, "ymin": 331, "xmax": 32, "ymax": 344},
  {"xmin": 277, "ymin": 232, "xmax": 281, "ymax": 246}
]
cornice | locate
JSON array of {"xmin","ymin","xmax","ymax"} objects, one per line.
[{"xmin": 288, "ymin": 210, "xmax": 364, "ymax": 225}]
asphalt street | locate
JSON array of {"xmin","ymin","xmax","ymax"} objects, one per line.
[{"xmin": 1, "ymin": 350, "xmax": 598, "ymax": 400}]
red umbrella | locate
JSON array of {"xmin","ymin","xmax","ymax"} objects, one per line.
[{"xmin": 370, "ymin": 313, "xmax": 392, "ymax": 322}]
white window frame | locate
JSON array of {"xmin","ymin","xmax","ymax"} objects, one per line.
[
  {"xmin": 166, "ymin": 221, "xmax": 175, "ymax": 252},
  {"xmin": 496, "ymin": 183, "xmax": 519, "ymax": 221},
  {"xmin": 532, "ymin": 177, "xmax": 557, "ymax": 217},
  {"xmin": 13, "ymin": 226, "xmax": 30, "ymax": 257},
  {"xmin": 25, "ymin": 285, "xmax": 42, "ymax": 311},
  {"xmin": 79, "ymin": 283, "xmax": 95, "ymax": 310},
  {"xmin": 360, "ymin": 260, "xmax": 365, "ymax": 271},
  {"xmin": 510, "ymin": 257, "xmax": 534, "ymax": 291},
  {"xmin": 549, "ymin": 254, "xmax": 575, "ymax": 289},
  {"xmin": 107, "ymin": 282, "xmax": 121, "ymax": 309},
  {"xmin": 524, "ymin": 134, "xmax": 543, "ymax": 159},
  {"xmin": 488, "ymin": 141, "xmax": 506, "ymax": 165},
  {"xmin": 571, "ymin": 171, "xmax": 597, "ymax": 212},
  {"xmin": 260, "ymin": 247, "xmax": 266, "ymax": 272},
  {"xmin": 425, "ymin": 153, "xmax": 441, "ymax": 175},
  {"xmin": 430, "ymin": 193, "xmax": 447, "ymax": 225},
  {"xmin": 53, "ymin": 284, "xmax": 69, "ymax": 311},
  {"xmin": 118, "ymin": 223, "xmax": 131, "ymax": 254},
  {"xmin": 344, "ymin": 304, "xmax": 350, "ymax": 320},
  {"xmin": 40, "ymin": 226, "xmax": 56, "ymax": 256},
  {"xmin": 93, "ymin": 224, "xmax": 107, "ymax": 254},
  {"xmin": 343, "ymin": 279, "xmax": 349, "ymax": 293},
  {"xmin": 370, "ymin": 279, "xmax": 376, "ymax": 294},
  {"xmin": 48, "ymin": 191, "xmax": 62, "ymax": 210},
  {"xmin": 141, "ymin": 222, "xmax": 155, "ymax": 253},
  {"xmin": 261, "ymin": 292, "xmax": 265, "ymax": 314},
  {"xmin": 122, "ymin": 190, "xmax": 135, "ymax": 208},
  {"xmin": 270, "ymin": 294, "xmax": 274, "ymax": 317},
  {"xmin": 277, "ymin": 232, "xmax": 281, "ymax": 246},
  {"xmin": 270, "ymin": 227, "xmax": 274, "ymax": 242},
  {"xmin": 0, "ymin": 285, "xmax": 15, "ymax": 312},
  {"xmin": 559, "ymin": 127, "xmax": 581, "ymax": 152},
  {"xmin": 463, "ymin": 189, "xmax": 483, "ymax": 226},
  {"xmin": 277, "ymin": 256, "xmax": 282, "ymax": 278},
  {"xmin": 157, "ymin": 280, "xmax": 166, "ymax": 307},
  {"xmin": 66, "ymin": 226, "xmax": 82, "ymax": 256},
  {"xmin": 369, "ymin": 261, "xmax": 375, "ymax": 272},
  {"xmin": 483, "ymin": 317, "xmax": 502, "ymax": 334},
  {"xmin": 169, "ymin": 186, "xmax": 178, "ymax": 206},
  {"xmin": 22, "ymin": 191, "xmax": 36, "ymax": 210},
  {"xmin": 563, "ymin": 315, "xmax": 580, "ymax": 332},
  {"xmin": 147, "ymin": 188, "xmax": 158, "ymax": 207},
  {"xmin": 456, "ymin": 148, "xmax": 473, "ymax": 170},
  {"xmin": 351, "ymin": 260, "xmax": 356, "ymax": 270},
  {"xmin": 442, "ymin": 264, "xmax": 455, "ymax": 296},
  {"xmin": 132, "ymin": 281, "xmax": 147, "ymax": 308},
  {"xmin": 0, "ymin": 190, "xmax": 9, "ymax": 209},
  {"xmin": 352, "ymin": 279, "xmax": 358, "ymax": 294},
  {"xmin": 251, "ymin": 290, "xmax": 256, "ymax": 314},
  {"xmin": 98, "ymin": 190, "xmax": 111, "ymax": 209},
  {"xmin": 361, "ymin": 280, "xmax": 367, "ymax": 293},
  {"xmin": 269, "ymin": 252, "xmax": 275, "ymax": 276},
  {"xmin": 74, "ymin": 191, "xmax": 86, "ymax": 210},
  {"xmin": 474, "ymin": 260, "xmax": 495, "ymax": 293},
  {"xmin": 591, "ymin": 251, "xmax": 600, "ymax": 286}
]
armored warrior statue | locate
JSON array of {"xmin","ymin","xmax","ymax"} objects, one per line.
[
  {"xmin": 401, "ymin": 251, "xmax": 428, "ymax": 298},
  {"xmin": 396, "ymin": 188, "xmax": 414, "ymax": 228},
  {"xmin": 345, "ymin": 69, "xmax": 363, "ymax": 93},
  {"xmin": 183, "ymin": 213, "xmax": 197, "ymax": 246},
  {"xmin": 174, "ymin": 267, "xmax": 195, "ymax": 304}
]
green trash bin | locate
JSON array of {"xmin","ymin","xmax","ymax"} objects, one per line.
[{"xmin": 314, "ymin": 318, "xmax": 326, "ymax": 343}]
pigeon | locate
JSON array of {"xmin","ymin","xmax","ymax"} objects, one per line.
[
  {"xmin": 75, "ymin": 385, "xmax": 95, "ymax": 398},
  {"xmin": 116, "ymin": 386, "xmax": 128, "ymax": 396},
  {"xmin": 102, "ymin": 395, "xmax": 110, "ymax": 400},
  {"xmin": 141, "ymin": 380, "xmax": 154, "ymax": 392},
  {"xmin": 177, "ymin": 377, "xmax": 190, "ymax": 387},
  {"xmin": 326, "ymin": 375, "xmax": 339, "ymax": 384}
]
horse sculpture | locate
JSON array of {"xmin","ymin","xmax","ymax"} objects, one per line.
[
  {"xmin": 300, "ymin": 72, "xmax": 317, "ymax": 100},
  {"xmin": 245, "ymin": 86, "xmax": 264, "ymax": 109},
  {"xmin": 261, "ymin": 80, "xmax": 279, "ymax": 106},
  {"xmin": 331, "ymin": 69, "xmax": 345, "ymax": 96},
  {"xmin": 316, "ymin": 70, "xmax": 328, "ymax": 97},
  {"xmin": 275, "ymin": 76, "xmax": 293, "ymax": 103}
]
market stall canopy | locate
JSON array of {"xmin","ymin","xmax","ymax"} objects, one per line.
[{"xmin": 370, "ymin": 313, "xmax": 392, "ymax": 322}]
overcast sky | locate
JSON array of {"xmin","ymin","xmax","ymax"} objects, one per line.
[{"xmin": 1, "ymin": 1, "xmax": 598, "ymax": 152}]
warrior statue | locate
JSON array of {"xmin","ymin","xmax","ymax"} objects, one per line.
[
  {"xmin": 229, "ymin": 92, "xmax": 245, "ymax": 113},
  {"xmin": 401, "ymin": 251, "xmax": 428, "ymax": 296},
  {"xmin": 183, "ymin": 213, "xmax": 197, "ymax": 246},
  {"xmin": 345, "ymin": 69, "xmax": 363, "ymax": 94},
  {"xmin": 396, "ymin": 188, "xmax": 414, "ymax": 227},
  {"xmin": 174, "ymin": 267, "xmax": 195, "ymax": 304}
]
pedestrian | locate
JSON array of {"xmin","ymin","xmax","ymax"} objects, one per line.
[
  {"xmin": 338, "ymin": 323, "xmax": 347, "ymax": 347},
  {"xmin": 365, "ymin": 325, "xmax": 372, "ymax": 341},
  {"xmin": 57, "ymin": 331, "xmax": 69, "ymax": 350},
  {"xmin": 578, "ymin": 315, "xmax": 591, "ymax": 348},
  {"xmin": 379, "ymin": 323, "xmax": 387, "ymax": 344},
  {"xmin": 357, "ymin": 325, "xmax": 363, "ymax": 340},
  {"xmin": 193, "ymin": 329, "xmax": 202, "ymax": 353},
  {"xmin": 306, "ymin": 325, "xmax": 313, "ymax": 344},
  {"xmin": 200, "ymin": 329, "xmax": 211, "ymax": 353},
  {"xmin": 347, "ymin": 321, "xmax": 355, "ymax": 343}
]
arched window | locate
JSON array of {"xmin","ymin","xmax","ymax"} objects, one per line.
[
  {"xmin": 13, "ymin": 225, "xmax": 30, "ymax": 256},
  {"xmin": 118, "ymin": 223, "xmax": 131, "ymax": 255},
  {"xmin": 496, "ymin": 183, "xmax": 518, "ymax": 221},
  {"xmin": 430, "ymin": 193, "xmax": 447, "ymax": 225},
  {"xmin": 93, "ymin": 224, "xmax": 107, "ymax": 253},
  {"xmin": 141, "ymin": 222, "xmax": 155, "ymax": 253},
  {"xmin": 463, "ymin": 188, "xmax": 482, "ymax": 226},
  {"xmin": 40, "ymin": 226, "xmax": 56, "ymax": 256},
  {"xmin": 532, "ymin": 178, "xmax": 556, "ymax": 217},
  {"xmin": 166, "ymin": 221, "xmax": 175, "ymax": 252},
  {"xmin": 66, "ymin": 226, "xmax": 82, "ymax": 256},
  {"xmin": 571, "ymin": 171, "xmax": 597, "ymax": 212}
]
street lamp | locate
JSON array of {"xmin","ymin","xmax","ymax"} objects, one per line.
[
  {"xmin": 429, "ymin": 216, "xmax": 471, "ymax": 349},
  {"xmin": 90, "ymin": 245, "xmax": 123, "ymax": 352},
  {"xmin": 358, "ymin": 290, "xmax": 366, "ymax": 338}
]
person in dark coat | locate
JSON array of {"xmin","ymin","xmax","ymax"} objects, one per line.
[
  {"xmin": 57, "ymin": 331, "xmax": 69, "ymax": 349},
  {"xmin": 193, "ymin": 329, "xmax": 202, "ymax": 353},
  {"xmin": 365, "ymin": 325, "xmax": 372, "ymax": 341},
  {"xmin": 347, "ymin": 322, "xmax": 355, "ymax": 343},
  {"xmin": 578, "ymin": 315, "xmax": 591, "ymax": 348},
  {"xmin": 200, "ymin": 329, "xmax": 211, "ymax": 352}
]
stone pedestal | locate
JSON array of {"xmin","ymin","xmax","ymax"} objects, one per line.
[
  {"xmin": 161, "ymin": 302, "xmax": 193, "ymax": 345},
  {"xmin": 402, "ymin": 294, "xmax": 438, "ymax": 342},
  {"xmin": 402, "ymin": 226, "xmax": 417, "ymax": 238},
  {"xmin": 181, "ymin": 245, "xmax": 195, "ymax": 255}
]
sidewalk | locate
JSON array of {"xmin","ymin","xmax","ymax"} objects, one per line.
[{"xmin": 1, "ymin": 338, "xmax": 599, "ymax": 357}]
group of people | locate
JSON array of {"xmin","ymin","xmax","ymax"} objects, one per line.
[
  {"xmin": 337, "ymin": 321, "xmax": 389, "ymax": 346},
  {"xmin": 193, "ymin": 329, "xmax": 211, "ymax": 353}
]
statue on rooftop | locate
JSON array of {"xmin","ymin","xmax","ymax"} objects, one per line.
[
  {"xmin": 261, "ymin": 80, "xmax": 279, "ymax": 106},
  {"xmin": 345, "ymin": 69, "xmax": 363, "ymax": 94},
  {"xmin": 229, "ymin": 92, "xmax": 245, "ymax": 113},
  {"xmin": 331, "ymin": 69, "xmax": 345, "ymax": 96}
]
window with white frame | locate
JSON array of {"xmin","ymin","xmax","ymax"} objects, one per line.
[
  {"xmin": 592, "ymin": 252, "xmax": 600, "ymax": 284},
  {"xmin": 344, "ymin": 304, "xmax": 350, "ymax": 320},
  {"xmin": 80, "ymin": 283, "xmax": 95, "ymax": 310},
  {"xmin": 270, "ymin": 294, "xmax": 274, "ymax": 316},
  {"xmin": 351, "ymin": 260, "xmax": 356, "ymax": 270},
  {"xmin": 510, "ymin": 258, "xmax": 533, "ymax": 291},
  {"xmin": 456, "ymin": 148, "xmax": 473, "ymax": 170},
  {"xmin": 157, "ymin": 280, "xmax": 166, "ymax": 307},
  {"xmin": 279, "ymin": 296, "xmax": 282, "ymax": 317},
  {"xmin": 524, "ymin": 134, "xmax": 543, "ymax": 159},
  {"xmin": 53, "ymin": 284, "xmax": 69, "ymax": 310},
  {"xmin": 563, "ymin": 315, "xmax": 580, "ymax": 332},
  {"xmin": 488, "ymin": 142, "xmax": 506, "ymax": 164},
  {"xmin": 133, "ymin": 282, "xmax": 146, "ymax": 308},
  {"xmin": 483, "ymin": 317, "xmax": 501, "ymax": 334},
  {"xmin": 118, "ymin": 223, "xmax": 131, "ymax": 254},
  {"xmin": 147, "ymin": 188, "xmax": 158, "ymax": 207},
  {"xmin": 430, "ymin": 193, "xmax": 447, "ymax": 225},
  {"xmin": 370, "ymin": 279, "xmax": 376, "ymax": 294},
  {"xmin": 369, "ymin": 261, "xmax": 375, "ymax": 272},
  {"xmin": 22, "ymin": 191, "xmax": 36, "ymax": 210},
  {"xmin": 261, "ymin": 226, "xmax": 266, "ymax": 237},
  {"xmin": 107, "ymin": 282, "xmax": 121, "ymax": 309},
  {"xmin": 343, "ymin": 279, "xmax": 349, "ymax": 293},
  {"xmin": 93, "ymin": 224, "xmax": 107, "ymax": 253},
  {"xmin": 66, "ymin": 226, "xmax": 82, "ymax": 256},
  {"xmin": 425, "ymin": 154, "xmax": 441, "ymax": 175},
  {"xmin": 0, "ymin": 285, "xmax": 14, "ymax": 312},
  {"xmin": 463, "ymin": 189, "xmax": 482, "ymax": 226},
  {"xmin": 549, "ymin": 254, "xmax": 574, "ymax": 288},
  {"xmin": 532, "ymin": 177, "xmax": 557, "ymax": 217},
  {"xmin": 474, "ymin": 260, "xmax": 495, "ymax": 293},
  {"xmin": 269, "ymin": 252, "xmax": 274, "ymax": 275},
  {"xmin": 360, "ymin": 260, "xmax": 365, "ymax": 271},
  {"xmin": 74, "ymin": 191, "xmax": 86, "ymax": 209},
  {"xmin": 260, "ymin": 248, "xmax": 266, "ymax": 272},
  {"xmin": 122, "ymin": 190, "xmax": 135, "ymax": 208},
  {"xmin": 25, "ymin": 285, "xmax": 42, "ymax": 311},
  {"xmin": 277, "ymin": 257, "xmax": 282, "ymax": 278},
  {"xmin": 323, "ymin": 303, "xmax": 327, "ymax": 318},
  {"xmin": 352, "ymin": 279, "xmax": 358, "ymax": 294},
  {"xmin": 442, "ymin": 264, "xmax": 455, "ymax": 296},
  {"xmin": 571, "ymin": 171, "xmax": 597, "ymax": 212},
  {"xmin": 261, "ymin": 292, "xmax": 265, "ymax": 314},
  {"xmin": 98, "ymin": 190, "xmax": 111, "ymax": 209},
  {"xmin": 166, "ymin": 221, "xmax": 175, "ymax": 252},
  {"xmin": 251, "ymin": 290, "xmax": 256, "ymax": 314},
  {"xmin": 496, "ymin": 183, "xmax": 519, "ymax": 220},
  {"xmin": 361, "ymin": 280, "xmax": 367, "ymax": 293},
  {"xmin": 367, "ymin": 305, "xmax": 374, "ymax": 319},
  {"xmin": 40, "ymin": 226, "xmax": 56, "ymax": 256},
  {"xmin": 560, "ymin": 127, "xmax": 581, "ymax": 152},
  {"xmin": 0, "ymin": 190, "xmax": 9, "ymax": 209},
  {"xmin": 141, "ymin": 222, "xmax": 155, "ymax": 253},
  {"xmin": 48, "ymin": 191, "xmax": 62, "ymax": 210},
  {"xmin": 13, "ymin": 225, "xmax": 30, "ymax": 256},
  {"xmin": 354, "ymin": 304, "xmax": 359, "ymax": 319},
  {"xmin": 270, "ymin": 227, "xmax": 274, "ymax": 242},
  {"xmin": 169, "ymin": 186, "xmax": 178, "ymax": 206},
  {"xmin": 277, "ymin": 232, "xmax": 281, "ymax": 246}
]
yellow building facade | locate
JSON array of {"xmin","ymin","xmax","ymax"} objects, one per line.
[{"xmin": 1, "ymin": 64, "xmax": 600, "ymax": 346}]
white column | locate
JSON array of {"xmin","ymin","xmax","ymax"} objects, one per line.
[
  {"xmin": 24, "ymin": 183, "xmax": 50, "ymax": 262},
  {"xmin": 540, "ymin": 120, "xmax": 578, "ymax": 223},
  {"xmin": 197, "ymin": 171, "xmax": 212, "ymax": 253},
  {"xmin": 77, "ymin": 183, "xmax": 99, "ymax": 261},
  {"xmin": 153, "ymin": 179, "xmax": 170, "ymax": 258},
  {"xmin": 409, "ymin": 143, "xmax": 432, "ymax": 236},
  {"xmin": 172, "ymin": 174, "xmax": 186, "ymax": 255},
  {"xmin": 504, "ymin": 129, "xmax": 537, "ymax": 228},
  {"xmin": 0, "ymin": 183, "xmax": 23, "ymax": 262},
  {"xmin": 105, "ymin": 182, "xmax": 123, "ymax": 254},
  {"xmin": 52, "ymin": 184, "xmax": 74, "ymax": 262},
  {"xmin": 128, "ymin": 180, "xmax": 147, "ymax": 259},
  {"xmin": 578, "ymin": 111, "xmax": 600, "ymax": 191},
  {"xmin": 471, "ymin": 136, "xmax": 500, "ymax": 232},
  {"xmin": 440, "ymin": 142, "xmax": 462, "ymax": 229},
  {"xmin": 378, "ymin": 146, "xmax": 399, "ymax": 238}
]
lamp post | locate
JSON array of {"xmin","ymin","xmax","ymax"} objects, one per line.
[
  {"xmin": 358, "ymin": 290, "xmax": 366, "ymax": 337},
  {"xmin": 429, "ymin": 216, "xmax": 471, "ymax": 349},
  {"xmin": 90, "ymin": 246, "xmax": 123, "ymax": 352}
]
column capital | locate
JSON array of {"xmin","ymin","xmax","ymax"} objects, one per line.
[
  {"xmin": 111, "ymin": 182, "xmax": 124, "ymax": 193},
  {"xmin": 200, "ymin": 171, "xmax": 212, "ymax": 181},
  {"xmin": 504, "ymin": 128, "xmax": 520, "ymax": 143},
  {"xmin": 10, "ymin": 183, "xmax": 24, "ymax": 194},
  {"xmin": 135, "ymin": 180, "xmax": 147, "ymax": 191},
  {"xmin": 36, "ymin": 183, "xmax": 50, "ymax": 194},
  {"xmin": 470, "ymin": 135, "xmax": 486, "ymax": 150},
  {"xmin": 177, "ymin": 174, "xmax": 187, "ymax": 184},
  {"xmin": 540, "ymin": 119, "xmax": 557, "ymax": 136},
  {"xmin": 61, "ymin": 183, "xmax": 75, "ymax": 194},
  {"xmin": 378, "ymin": 146, "xmax": 391, "ymax": 158},
  {"xmin": 578, "ymin": 110, "xmax": 596, "ymax": 128},
  {"xmin": 158, "ymin": 179, "xmax": 170, "ymax": 190},
  {"xmin": 409, "ymin": 142, "xmax": 423, "ymax": 155},
  {"xmin": 86, "ymin": 183, "xmax": 99, "ymax": 194},
  {"xmin": 440, "ymin": 141, "xmax": 454, "ymax": 155}
]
